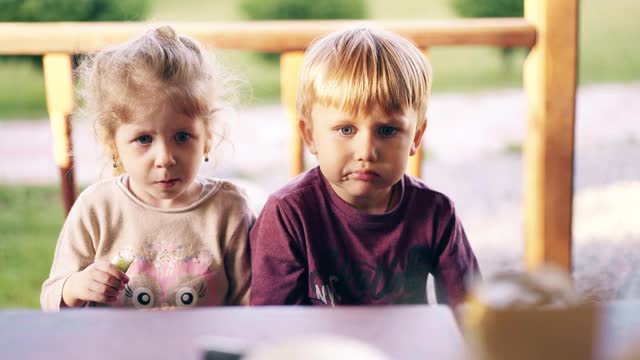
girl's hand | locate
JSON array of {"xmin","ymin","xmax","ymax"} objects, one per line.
[{"xmin": 62, "ymin": 260, "xmax": 129, "ymax": 307}]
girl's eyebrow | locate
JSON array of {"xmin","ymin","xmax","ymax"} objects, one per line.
[
  {"xmin": 173, "ymin": 126, "xmax": 198, "ymax": 132},
  {"xmin": 127, "ymin": 127, "xmax": 155, "ymax": 136}
]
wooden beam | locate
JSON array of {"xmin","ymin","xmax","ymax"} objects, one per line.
[
  {"xmin": 43, "ymin": 53, "xmax": 76, "ymax": 215},
  {"xmin": 0, "ymin": 19, "xmax": 536, "ymax": 55},
  {"xmin": 523, "ymin": 0, "xmax": 579, "ymax": 271},
  {"xmin": 280, "ymin": 51, "xmax": 306, "ymax": 178}
]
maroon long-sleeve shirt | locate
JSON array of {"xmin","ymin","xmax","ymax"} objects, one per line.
[{"xmin": 250, "ymin": 167, "xmax": 480, "ymax": 306}]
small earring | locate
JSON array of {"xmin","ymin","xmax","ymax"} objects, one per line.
[
  {"xmin": 112, "ymin": 155, "xmax": 118, "ymax": 168},
  {"xmin": 204, "ymin": 154, "xmax": 209, "ymax": 162}
]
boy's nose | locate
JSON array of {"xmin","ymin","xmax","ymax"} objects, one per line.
[
  {"xmin": 354, "ymin": 133, "xmax": 378, "ymax": 162},
  {"xmin": 154, "ymin": 143, "xmax": 176, "ymax": 168}
]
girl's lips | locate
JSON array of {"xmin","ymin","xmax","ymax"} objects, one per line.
[{"xmin": 157, "ymin": 179, "xmax": 179, "ymax": 188}]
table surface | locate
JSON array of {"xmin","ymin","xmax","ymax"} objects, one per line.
[
  {"xmin": 1, "ymin": 302, "xmax": 639, "ymax": 360},
  {"xmin": 596, "ymin": 301, "xmax": 640, "ymax": 359},
  {"xmin": 0, "ymin": 305, "xmax": 465, "ymax": 360}
]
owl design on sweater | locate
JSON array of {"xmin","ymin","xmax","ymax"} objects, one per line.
[{"xmin": 114, "ymin": 241, "xmax": 218, "ymax": 309}]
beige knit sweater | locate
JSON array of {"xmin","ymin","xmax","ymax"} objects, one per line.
[{"xmin": 41, "ymin": 175, "xmax": 254, "ymax": 311}]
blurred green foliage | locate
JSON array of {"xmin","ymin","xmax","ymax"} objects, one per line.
[
  {"xmin": 238, "ymin": 0, "xmax": 368, "ymax": 61},
  {"xmin": 0, "ymin": 0, "xmax": 150, "ymax": 67},
  {"xmin": 449, "ymin": 0, "xmax": 523, "ymax": 18},
  {"xmin": 0, "ymin": 0, "xmax": 149, "ymax": 21},
  {"xmin": 448, "ymin": 0, "xmax": 524, "ymax": 72},
  {"xmin": 239, "ymin": 0, "xmax": 367, "ymax": 20}
]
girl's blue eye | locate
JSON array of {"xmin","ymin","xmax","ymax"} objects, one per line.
[
  {"xmin": 175, "ymin": 132, "xmax": 191, "ymax": 142},
  {"xmin": 378, "ymin": 126, "xmax": 398, "ymax": 137},
  {"xmin": 339, "ymin": 126, "xmax": 354, "ymax": 136},
  {"xmin": 136, "ymin": 135, "xmax": 152, "ymax": 144}
]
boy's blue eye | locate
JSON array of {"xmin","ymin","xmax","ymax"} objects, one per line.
[
  {"xmin": 175, "ymin": 132, "xmax": 191, "ymax": 142},
  {"xmin": 136, "ymin": 135, "xmax": 152, "ymax": 144},
  {"xmin": 339, "ymin": 126, "xmax": 354, "ymax": 136},
  {"xmin": 378, "ymin": 126, "xmax": 398, "ymax": 137}
]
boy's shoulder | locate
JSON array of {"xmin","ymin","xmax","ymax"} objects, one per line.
[
  {"xmin": 260, "ymin": 167, "xmax": 326, "ymax": 217},
  {"xmin": 270, "ymin": 167, "xmax": 323, "ymax": 202},
  {"xmin": 403, "ymin": 175, "xmax": 457, "ymax": 213}
]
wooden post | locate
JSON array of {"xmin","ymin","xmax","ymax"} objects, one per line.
[
  {"xmin": 523, "ymin": 0, "xmax": 579, "ymax": 271},
  {"xmin": 280, "ymin": 51, "xmax": 306, "ymax": 178},
  {"xmin": 407, "ymin": 49, "xmax": 431, "ymax": 179},
  {"xmin": 43, "ymin": 53, "xmax": 76, "ymax": 216}
]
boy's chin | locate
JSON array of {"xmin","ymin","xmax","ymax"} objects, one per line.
[
  {"xmin": 328, "ymin": 178, "xmax": 391, "ymax": 200},
  {"xmin": 342, "ymin": 188, "xmax": 387, "ymax": 203}
]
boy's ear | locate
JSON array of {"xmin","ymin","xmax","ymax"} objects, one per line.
[
  {"xmin": 410, "ymin": 117, "xmax": 428, "ymax": 156},
  {"xmin": 298, "ymin": 118, "xmax": 317, "ymax": 155}
]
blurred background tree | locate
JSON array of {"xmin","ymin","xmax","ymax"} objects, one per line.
[
  {"xmin": 0, "ymin": 0, "xmax": 149, "ymax": 22},
  {"xmin": 0, "ymin": 0, "xmax": 150, "ymax": 67},
  {"xmin": 449, "ymin": 0, "xmax": 524, "ymax": 72},
  {"xmin": 238, "ymin": 0, "xmax": 367, "ymax": 62}
]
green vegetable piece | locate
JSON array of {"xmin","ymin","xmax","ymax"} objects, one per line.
[{"xmin": 111, "ymin": 254, "xmax": 134, "ymax": 272}]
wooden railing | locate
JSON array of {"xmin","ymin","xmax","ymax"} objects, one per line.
[{"xmin": 0, "ymin": 0, "xmax": 578, "ymax": 272}]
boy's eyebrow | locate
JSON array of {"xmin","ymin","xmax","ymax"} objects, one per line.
[
  {"xmin": 384, "ymin": 113, "xmax": 405, "ymax": 122},
  {"xmin": 375, "ymin": 112, "xmax": 410, "ymax": 125}
]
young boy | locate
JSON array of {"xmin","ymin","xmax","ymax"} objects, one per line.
[{"xmin": 250, "ymin": 27, "xmax": 480, "ymax": 306}]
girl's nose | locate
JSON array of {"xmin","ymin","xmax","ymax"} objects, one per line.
[{"xmin": 155, "ymin": 143, "xmax": 176, "ymax": 168}]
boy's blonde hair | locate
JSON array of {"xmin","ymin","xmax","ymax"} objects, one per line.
[
  {"xmin": 297, "ymin": 27, "xmax": 432, "ymax": 124},
  {"xmin": 76, "ymin": 25, "xmax": 228, "ymax": 174}
]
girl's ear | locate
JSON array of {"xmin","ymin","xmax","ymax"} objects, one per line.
[
  {"xmin": 410, "ymin": 117, "xmax": 427, "ymax": 156},
  {"xmin": 299, "ymin": 118, "xmax": 317, "ymax": 155},
  {"xmin": 107, "ymin": 140, "xmax": 118, "ymax": 160},
  {"xmin": 204, "ymin": 125, "xmax": 213, "ymax": 153},
  {"xmin": 107, "ymin": 140, "xmax": 121, "ymax": 171}
]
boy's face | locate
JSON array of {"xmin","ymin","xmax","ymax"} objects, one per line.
[{"xmin": 301, "ymin": 104, "xmax": 426, "ymax": 212}]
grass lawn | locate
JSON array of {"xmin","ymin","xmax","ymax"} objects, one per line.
[
  {"xmin": 0, "ymin": 185, "xmax": 63, "ymax": 308},
  {"xmin": 0, "ymin": 0, "xmax": 638, "ymax": 119},
  {"xmin": 0, "ymin": 61, "xmax": 48, "ymax": 119}
]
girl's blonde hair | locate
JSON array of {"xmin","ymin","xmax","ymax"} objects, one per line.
[
  {"xmin": 297, "ymin": 27, "xmax": 432, "ymax": 124},
  {"xmin": 76, "ymin": 25, "xmax": 229, "ymax": 174}
]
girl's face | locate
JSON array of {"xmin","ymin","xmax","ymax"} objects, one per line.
[{"xmin": 114, "ymin": 103, "xmax": 210, "ymax": 209}]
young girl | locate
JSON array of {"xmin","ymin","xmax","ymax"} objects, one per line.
[{"xmin": 41, "ymin": 26, "xmax": 254, "ymax": 311}]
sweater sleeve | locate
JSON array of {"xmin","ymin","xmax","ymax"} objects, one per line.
[
  {"xmin": 249, "ymin": 196, "xmax": 308, "ymax": 305},
  {"xmin": 40, "ymin": 195, "xmax": 97, "ymax": 311},
  {"xmin": 432, "ymin": 202, "xmax": 481, "ymax": 307},
  {"xmin": 222, "ymin": 207, "xmax": 255, "ymax": 306}
]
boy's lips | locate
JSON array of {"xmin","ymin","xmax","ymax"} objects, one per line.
[{"xmin": 350, "ymin": 170, "xmax": 379, "ymax": 181}]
